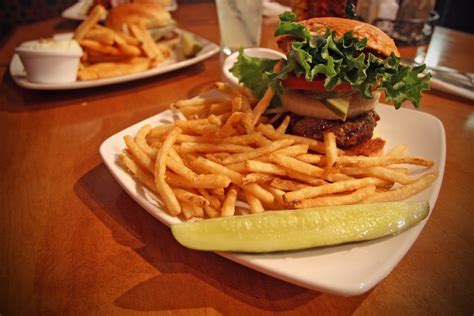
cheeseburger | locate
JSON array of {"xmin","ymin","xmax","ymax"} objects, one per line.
[
  {"xmin": 230, "ymin": 12, "xmax": 430, "ymax": 153},
  {"xmin": 105, "ymin": 2, "xmax": 178, "ymax": 47}
]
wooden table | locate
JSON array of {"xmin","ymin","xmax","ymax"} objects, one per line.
[{"xmin": 1, "ymin": 2, "xmax": 473, "ymax": 314}]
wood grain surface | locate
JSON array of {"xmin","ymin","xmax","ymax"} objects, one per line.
[{"xmin": 1, "ymin": 2, "xmax": 473, "ymax": 315}]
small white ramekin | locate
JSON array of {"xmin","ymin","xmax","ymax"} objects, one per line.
[
  {"xmin": 221, "ymin": 47, "xmax": 286, "ymax": 89},
  {"xmin": 15, "ymin": 41, "xmax": 83, "ymax": 83}
]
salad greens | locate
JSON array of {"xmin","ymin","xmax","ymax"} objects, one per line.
[{"xmin": 230, "ymin": 12, "xmax": 431, "ymax": 109}]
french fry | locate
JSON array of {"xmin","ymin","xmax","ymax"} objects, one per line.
[
  {"xmin": 204, "ymin": 205, "xmax": 221, "ymax": 218},
  {"xmin": 84, "ymin": 27, "xmax": 115, "ymax": 45},
  {"xmin": 166, "ymin": 156, "xmax": 198, "ymax": 182},
  {"xmin": 386, "ymin": 144, "xmax": 408, "ymax": 156},
  {"xmin": 219, "ymin": 111, "xmax": 244, "ymax": 137},
  {"xmin": 270, "ymin": 154, "xmax": 325, "ymax": 178},
  {"xmin": 243, "ymin": 183, "xmax": 274, "ymax": 205},
  {"xmin": 78, "ymin": 39, "xmax": 121, "ymax": 55},
  {"xmin": 117, "ymin": 42, "xmax": 142, "ymax": 57},
  {"xmin": 221, "ymin": 184, "xmax": 239, "ymax": 216},
  {"xmin": 180, "ymin": 142, "xmax": 253, "ymax": 153},
  {"xmin": 221, "ymin": 139, "xmax": 294, "ymax": 164},
  {"xmin": 225, "ymin": 161, "xmax": 247, "ymax": 173},
  {"xmin": 208, "ymin": 102, "xmax": 234, "ymax": 116},
  {"xmin": 128, "ymin": 23, "xmax": 163, "ymax": 60},
  {"xmin": 250, "ymin": 87, "xmax": 275, "ymax": 130},
  {"xmin": 165, "ymin": 171, "xmax": 230, "ymax": 189},
  {"xmin": 261, "ymin": 184, "xmax": 286, "ymax": 208},
  {"xmin": 168, "ymin": 147, "xmax": 185, "ymax": 165},
  {"xmin": 115, "ymin": 31, "xmax": 141, "ymax": 46},
  {"xmin": 231, "ymin": 96, "xmax": 244, "ymax": 112},
  {"xmin": 119, "ymin": 154, "xmax": 157, "ymax": 193},
  {"xmin": 180, "ymin": 201, "xmax": 195, "ymax": 219},
  {"xmin": 190, "ymin": 156, "xmax": 243, "ymax": 185},
  {"xmin": 215, "ymin": 82, "xmax": 240, "ymax": 97},
  {"xmin": 244, "ymin": 190, "xmax": 264, "ymax": 213},
  {"xmin": 190, "ymin": 203, "xmax": 205, "ymax": 218},
  {"xmin": 242, "ymin": 173, "xmax": 274, "ymax": 185},
  {"xmin": 74, "ymin": 5, "xmax": 106, "ymax": 41},
  {"xmin": 198, "ymin": 189, "xmax": 222, "ymax": 210},
  {"xmin": 154, "ymin": 128, "xmax": 181, "ymax": 216},
  {"xmin": 283, "ymin": 168, "xmax": 327, "ymax": 186},
  {"xmin": 324, "ymin": 132, "xmax": 338, "ymax": 173},
  {"xmin": 135, "ymin": 125, "xmax": 158, "ymax": 158},
  {"xmin": 289, "ymin": 185, "xmax": 377, "ymax": 209},
  {"xmin": 194, "ymin": 174, "xmax": 232, "ymax": 188},
  {"xmin": 78, "ymin": 58, "xmax": 149, "ymax": 80},
  {"xmin": 188, "ymin": 132, "xmax": 264, "ymax": 146},
  {"xmin": 257, "ymin": 123, "xmax": 326, "ymax": 153},
  {"xmin": 257, "ymin": 143, "xmax": 309, "ymax": 162},
  {"xmin": 245, "ymin": 160, "xmax": 287, "ymax": 176},
  {"xmin": 210, "ymin": 188, "xmax": 226, "ymax": 201},
  {"xmin": 341, "ymin": 166, "xmax": 416, "ymax": 185},
  {"xmin": 150, "ymin": 124, "xmax": 175, "ymax": 138},
  {"xmin": 270, "ymin": 178, "xmax": 310, "ymax": 191},
  {"xmin": 173, "ymin": 188, "xmax": 210, "ymax": 207},
  {"xmin": 175, "ymin": 122, "xmax": 221, "ymax": 136},
  {"xmin": 296, "ymin": 153, "xmax": 324, "ymax": 165},
  {"xmin": 124, "ymin": 135, "xmax": 154, "ymax": 173},
  {"xmin": 362, "ymin": 172, "xmax": 438, "ymax": 203},
  {"xmin": 254, "ymin": 132, "xmax": 272, "ymax": 147},
  {"xmin": 337, "ymin": 155, "xmax": 435, "ymax": 168},
  {"xmin": 267, "ymin": 112, "xmax": 283, "ymax": 125},
  {"xmin": 283, "ymin": 177, "xmax": 388, "ymax": 203},
  {"xmin": 171, "ymin": 97, "xmax": 230, "ymax": 109},
  {"xmin": 276, "ymin": 115, "xmax": 290, "ymax": 133}
]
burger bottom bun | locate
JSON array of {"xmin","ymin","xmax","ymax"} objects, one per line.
[{"xmin": 280, "ymin": 90, "xmax": 381, "ymax": 120}]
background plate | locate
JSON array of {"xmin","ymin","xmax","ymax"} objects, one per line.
[
  {"xmin": 99, "ymin": 104, "xmax": 445, "ymax": 296},
  {"xmin": 10, "ymin": 30, "xmax": 218, "ymax": 90}
]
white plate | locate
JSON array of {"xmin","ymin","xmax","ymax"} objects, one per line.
[
  {"xmin": 10, "ymin": 30, "xmax": 218, "ymax": 90},
  {"xmin": 62, "ymin": 0, "xmax": 178, "ymax": 21},
  {"xmin": 99, "ymin": 103, "xmax": 445, "ymax": 296}
]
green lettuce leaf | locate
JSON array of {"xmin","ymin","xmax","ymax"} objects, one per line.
[
  {"xmin": 232, "ymin": 11, "xmax": 431, "ymax": 109},
  {"xmin": 229, "ymin": 47, "xmax": 282, "ymax": 99}
]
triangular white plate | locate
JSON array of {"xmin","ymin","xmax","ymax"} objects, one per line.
[{"xmin": 100, "ymin": 104, "xmax": 445, "ymax": 296}]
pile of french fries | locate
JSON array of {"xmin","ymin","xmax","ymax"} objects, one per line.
[
  {"xmin": 74, "ymin": 5, "xmax": 169, "ymax": 80},
  {"xmin": 119, "ymin": 82, "xmax": 438, "ymax": 219}
]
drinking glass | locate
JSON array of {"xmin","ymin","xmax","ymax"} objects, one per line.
[{"xmin": 215, "ymin": 0, "xmax": 264, "ymax": 57}]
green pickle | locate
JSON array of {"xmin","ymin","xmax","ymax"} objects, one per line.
[
  {"xmin": 171, "ymin": 201, "xmax": 429, "ymax": 253},
  {"xmin": 180, "ymin": 32, "xmax": 203, "ymax": 58}
]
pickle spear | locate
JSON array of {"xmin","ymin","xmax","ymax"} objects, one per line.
[
  {"xmin": 180, "ymin": 32, "xmax": 203, "ymax": 58},
  {"xmin": 171, "ymin": 201, "xmax": 429, "ymax": 253}
]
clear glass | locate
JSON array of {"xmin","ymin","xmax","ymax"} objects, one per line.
[{"xmin": 215, "ymin": 0, "xmax": 263, "ymax": 56}]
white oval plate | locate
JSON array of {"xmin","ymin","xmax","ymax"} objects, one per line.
[
  {"xmin": 10, "ymin": 30, "xmax": 218, "ymax": 90},
  {"xmin": 100, "ymin": 101, "xmax": 445, "ymax": 296}
]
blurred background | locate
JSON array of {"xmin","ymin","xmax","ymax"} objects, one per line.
[{"xmin": 1, "ymin": 0, "xmax": 473, "ymax": 42}]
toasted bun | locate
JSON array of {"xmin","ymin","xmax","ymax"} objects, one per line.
[
  {"xmin": 133, "ymin": 0, "xmax": 171, "ymax": 7},
  {"xmin": 280, "ymin": 90, "xmax": 381, "ymax": 120},
  {"xmin": 277, "ymin": 17, "xmax": 399, "ymax": 58},
  {"xmin": 105, "ymin": 2, "xmax": 171, "ymax": 31}
]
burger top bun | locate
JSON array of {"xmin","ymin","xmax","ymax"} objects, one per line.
[
  {"xmin": 105, "ymin": 2, "xmax": 171, "ymax": 31},
  {"xmin": 277, "ymin": 17, "xmax": 399, "ymax": 58}
]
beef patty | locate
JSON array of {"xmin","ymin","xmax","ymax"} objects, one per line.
[{"xmin": 288, "ymin": 110, "xmax": 380, "ymax": 148}]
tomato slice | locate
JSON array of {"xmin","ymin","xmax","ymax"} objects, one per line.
[{"xmin": 282, "ymin": 74, "xmax": 352, "ymax": 93}]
